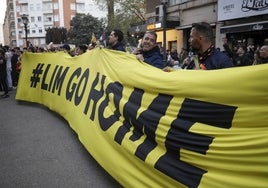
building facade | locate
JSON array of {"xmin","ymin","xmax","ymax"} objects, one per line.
[
  {"xmin": 3, "ymin": 0, "xmax": 107, "ymax": 48},
  {"xmin": 143, "ymin": 0, "xmax": 268, "ymax": 54}
]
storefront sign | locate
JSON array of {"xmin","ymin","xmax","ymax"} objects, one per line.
[
  {"xmin": 218, "ymin": 0, "xmax": 268, "ymax": 21},
  {"xmin": 147, "ymin": 22, "xmax": 162, "ymax": 30}
]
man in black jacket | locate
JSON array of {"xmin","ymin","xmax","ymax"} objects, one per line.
[
  {"xmin": 183, "ymin": 22, "xmax": 233, "ymax": 70},
  {"xmin": 108, "ymin": 29, "xmax": 125, "ymax": 52}
]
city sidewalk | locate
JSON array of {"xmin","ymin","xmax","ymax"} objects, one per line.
[{"xmin": 0, "ymin": 89, "xmax": 122, "ymax": 188}]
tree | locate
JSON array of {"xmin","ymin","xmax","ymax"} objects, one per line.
[
  {"xmin": 67, "ymin": 13, "xmax": 104, "ymax": 45},
  {"xmin": 45, "ymin": 27, "xmax": 67, "ymax": 44},
  {"xmin": 93, "ymin": 0, "xmax": 146, "ymax": 34}
]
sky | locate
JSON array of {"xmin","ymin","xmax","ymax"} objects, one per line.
[{"xmin": 0, "ymin": 0, "xmax": 7, "ymax": 24}]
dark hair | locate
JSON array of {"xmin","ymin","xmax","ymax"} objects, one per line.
[
  {"xmin": 144, "ymin": 31, "xmax": 158, "ymax": 41},
  {"xmin": 192, "ymin": 22, "xmax": 213, "ymax": 42},
  {"xmin": 78, "ymin": 44, "xmax": 88, "ymax": 52},
  {"xmin": 112, "ymin": 29, "xmax": 124, "ymax": 43}
]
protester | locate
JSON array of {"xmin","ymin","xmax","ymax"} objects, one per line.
[
  {"xmin": 233, "ymin": 45, "xmax": 252, "ymax": 66},
  {"xmin": 132, "ymin": 31, "xmax": 163, "ymax": 69},
  {"xmin": 257, "ymin": 45, "xmax": 268, "ymax": 64},
  {"xmin": 3, "ymin": 46, "xmax": 13, "ymax": 90},
  {"xmin": 11, "ymin": 47, "xmax": 20, "ymax": 88},
  {"xmin": 76, "ymin": 44, "xmax": 88, "ymax": 55},
  {"xmin": 181, "ymin": 22, "xmax": 233, "ymax": 70},
  {"xmin": 0, "ymin": 49, "xmax": 9, "ymax": 98},
  {"xmin": 108, "ymin": 29, "xmax": 125, "ymax": 52},
  {"xmin": 167, "ymin": 48, "xmax": 180, "ymax": 68}
]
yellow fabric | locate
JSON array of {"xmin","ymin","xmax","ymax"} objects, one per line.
[{"xmin": 16, "ymin": 48, "xmax": 268, "ymax": 188}]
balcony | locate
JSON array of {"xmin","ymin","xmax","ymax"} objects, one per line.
[{"xmin": 18, "ymin": 0, "xmax": 28, "ymax": 4}]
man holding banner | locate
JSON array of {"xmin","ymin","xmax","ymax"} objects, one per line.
[{"xmin": 182, "ymin": 22, "xmax": 233, "ymax": 70}]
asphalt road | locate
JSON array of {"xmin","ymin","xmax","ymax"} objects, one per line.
[{"xmin": 0, "ymin": 89, "xmax": 122, "ymax": 188}]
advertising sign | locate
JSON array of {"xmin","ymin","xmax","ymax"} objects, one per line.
[{"xmin": 218, "ymin": 0, "xmax": 268, "ymax": 21}]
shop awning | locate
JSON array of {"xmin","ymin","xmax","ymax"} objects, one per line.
[{"xmin": 220, "ymin": 21, "xmax": 268, "ymax": 33}]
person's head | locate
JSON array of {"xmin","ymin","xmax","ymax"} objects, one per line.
[
  {"xmin": 141, "ymin": 31, "xmax": 157, "ymax": 52},
  {"xmin": 236, "ymin": 45, "xmax": 246, "ymax": 56},
  {"xmin": 62, "ymin": 44, "xmax": 71, "ymax": 52},
  {"xmin": 259, "ymin": 45, "xmax": 268, "ymax": 59},
  {"xmin": 77, "ymin": 44, "xmax": 88, "ymax": 55},
  {"xmin": 188, "ymin": 22, "xmax": 214, "ymax": 53},
  {"xmin": 108, "ymin": 29, "xmax": 124, "ymax": 47}
]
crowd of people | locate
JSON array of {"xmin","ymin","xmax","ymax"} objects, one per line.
[{"xmin": 1, "ymin": 22, "xmax": 268, "ymax": 99}]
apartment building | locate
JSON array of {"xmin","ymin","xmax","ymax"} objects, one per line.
[
  {"xmin": 141, "ymin": 0, "xmax": 268, "ymax": 53},
  {"xmin": 3, "ymin": 0, "xmax": 106, "ymax": 48}
]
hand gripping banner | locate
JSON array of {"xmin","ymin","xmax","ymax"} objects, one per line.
[{"xmin": 16, "ymin": 48, "xmax": 268, "ymax": 188}]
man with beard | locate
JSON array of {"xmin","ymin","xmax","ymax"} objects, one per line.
[
  {"xmin": 182, "ymin": 22, "xmax": 233, "ymax": 70},
  {"xmin": 132, "ymin": 31, "xmax": 163, "ymax": 69}
]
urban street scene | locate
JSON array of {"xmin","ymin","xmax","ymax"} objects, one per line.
[{"xmin": 1, "ymin": 0, "xmax": 268, "ymax": 187}]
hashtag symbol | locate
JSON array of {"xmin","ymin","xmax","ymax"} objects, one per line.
[{"xmin": 30, "ymin": 63, "xmax": 44, "ymax": 88}]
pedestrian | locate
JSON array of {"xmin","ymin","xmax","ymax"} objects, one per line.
[
  {"xmin": 233, "ymin": 45, "xmax": 252, "ymax": 66},
  {"xmin": 132, "ymin": 31, "xmax": 163, "ymax": 69},
  {"xmin": 181, "ymin": 22, "xmax": 233, "ymax": 70},
  {"xmin": 11, "ymin": 47, "xmax": 20, "ymax": 88},
  {"xmin": 107, "ymin": 29, "xmax": 125, "ymax": 52},
  {"xmin": 257, "ymin": 45, "xmax": 268, "ymax": 64},
  {"xmin": 3, "ymin": 45, "xmax": 13, "ymax": 90},
  {"xmin": 0, "ymin": 49, "xmax": 9, "ymax": 98},
  {"xmin": 76, "ymin": 44, "xmax": 88, "ymax": 55}
]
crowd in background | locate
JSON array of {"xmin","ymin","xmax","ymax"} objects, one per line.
[{"xmin": 1, "ymin": 23, "xmax": 268, "ymax": 99}]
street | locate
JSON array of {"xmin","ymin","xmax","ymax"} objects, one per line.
[{"xmin": 0, "ymin": 89, "xmax": 122, "ymax": 188}]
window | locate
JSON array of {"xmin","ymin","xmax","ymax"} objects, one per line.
[
  {"xmin": 54, "ymin": 15, "xmax": 59, "ymax": 21},
  {"xmin": 21, "ymin": 5, "xmax": 28, "ymax": 12},
  {"xmin": 31, "ymin": 16, "xmax": 35, "ymax": 22},
  {"xmin": 47, "ymin": 17, "xmax": 52, "ymax": 22},
  {"xmin": 39, "ymin": 28, "xmax": 42, "ymax": 33},
  {"xmin": 76, "ymin": 3, "xmax": 85, "ymax": 11},
  {"xmin": 53, "ymin": 2, "xmax": 59, "ymax": 9},
  {"xmin": 38, "ymin": 16, "xmax": 42, "ymax": 21},
  {"xmin": 43, "ymin": 2, "xmax": 52, "ymax": 10},
  {"xmin": 70, "ymin": 3, "xmax": 76, "ymax": 10},
  {"xmin": 30, "ymin": 4, "xmax": 34, "ymax": 11},
  {"xmin": 32, "ymin": 29, "xmax": 36, "ymax": 34},
  {"xmin": 36, "ymin": 3, "xmax": 41, "ymax": 11}
]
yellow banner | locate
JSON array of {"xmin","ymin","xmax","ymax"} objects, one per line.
[{"xmin": 16, "ymin": 48, "xmax": 268, "ymax": 188}]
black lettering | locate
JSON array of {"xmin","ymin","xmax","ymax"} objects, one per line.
[
  {"xmin": 114, "ymin": 88, "xmax": 144, "ymax": 144},
  {"xmin": 114, "ymin": 90, "xmax": 172, "ymax": 161},
  {"xmin": 48, "ymin": 65, "xmax": 59, "ymax": 92},
  {"xmin": 155, "ymin": 98, "xmax": 237, "ymax": 188},
  {"xmin": 41, "ymin": 64, "xmax": 51, "ymax": 90},
  {"xmin": 83, "ymin": 73, "xmax": 106, "ymax": 121},
  {"xmin": 52, "ymin": 66, "xmax": 69, "ymax": 96},
  {"xmin": 74, "ymin": 69, "xmax": 89, "ymax": 106},
  {"xmin": 98, "ymin": 82, "xmax": 123, "ymax": 131},
  {"xmin": 132, "ymin": 94, "xmax": 172, "ymax": 161},
  {"xmin": 66, "ymin": 68, "xmax": 82, "ymax": 101}
]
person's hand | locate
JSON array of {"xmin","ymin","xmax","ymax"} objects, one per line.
[
  {"xmin": 162, "ymin": 66, "xmax": 176, "ymax": 72},
  {"xmin": 132, "ymin": 47, "xmax": 142, "ymax": 55},
  {"xmin": 136, "ymin": 54, "xmax": 144, "ymax": 62}
]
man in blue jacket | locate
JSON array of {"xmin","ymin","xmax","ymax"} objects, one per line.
[{"xmin": 132, "ymin": 31, "xmax": 163, "ymax": 69}]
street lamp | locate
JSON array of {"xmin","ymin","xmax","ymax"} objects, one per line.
[
  {"xmin": 21, "ymin": 14, "xmax": 29, "ymax": 48},
  {"xmin": 161, "ymin": 0, "xmax": 168, "ymax": 67}
]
